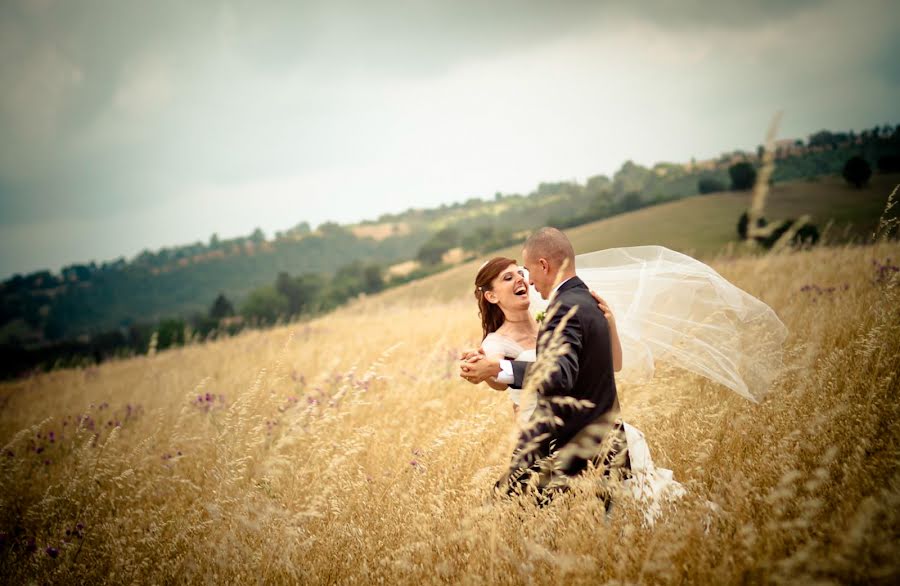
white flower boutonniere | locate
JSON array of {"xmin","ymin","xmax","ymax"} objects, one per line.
[{"xmin": 535, "ymin": 310, "xmax": 546, "ymax": 324}]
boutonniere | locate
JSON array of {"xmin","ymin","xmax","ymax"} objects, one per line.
[{"xmin": 535, "ymin": 310, "xmax": 546, "ymax": 324}]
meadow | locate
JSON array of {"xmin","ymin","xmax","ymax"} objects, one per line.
[{"xmin": 1, "ymin": 193, "xmax": 899, "ymax": 583}]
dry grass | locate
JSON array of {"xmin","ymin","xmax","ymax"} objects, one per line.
[{"xmin": 1, "ymin": 239, "xmax": 899, "ymax": 584}]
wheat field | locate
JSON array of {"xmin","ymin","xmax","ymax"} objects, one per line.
[{"xmin": 1, "ymin": 239, "xmax": 899, "ymax": 584}]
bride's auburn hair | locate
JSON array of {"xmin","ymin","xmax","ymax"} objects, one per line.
[{"xmin": 474, "ymin": 256, "xmax": 517, "ymax": 339}]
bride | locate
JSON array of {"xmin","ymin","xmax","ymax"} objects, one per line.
[{"xmin": 471, "ymin": 246, "xmax": 787, "ymax": 522}]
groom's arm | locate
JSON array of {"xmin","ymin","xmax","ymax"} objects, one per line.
[
  {"xmin": 510, "ymin": 360, "xmax": 529, "ymax": 389},
  {"xmin": 533, "ymin": 302, "xmax": 583, "ymax": 396},
  {"xmin": 485, "ymin": 359, "xmax": 530, "ymax": 388}
]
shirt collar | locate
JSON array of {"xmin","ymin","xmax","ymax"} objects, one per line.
[{"xmin": 550, "ymin": 276, "xmax": 576, "ymax": 299}]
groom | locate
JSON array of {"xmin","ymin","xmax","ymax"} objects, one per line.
[{"xmin": 460, "ymin": 227, "xmax": 627, "ymax": 499}]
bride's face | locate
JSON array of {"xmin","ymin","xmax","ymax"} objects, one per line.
[{"xmin": 485, "ymin": 263, "xmax": 531, "ymax": 312}]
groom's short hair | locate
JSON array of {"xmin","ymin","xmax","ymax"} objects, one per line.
[{"xmin": 524, "ymin": 227, "xmax": 575, "ymax": 267}]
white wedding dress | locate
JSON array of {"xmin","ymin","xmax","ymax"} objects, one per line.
[{"xmin": 481, "ymin": 332, "xmax": 685, "ymax": 525}]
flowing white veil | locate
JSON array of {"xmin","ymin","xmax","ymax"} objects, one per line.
[{"xmin": 528, "ymin": 246, "xmax": 788, "ymax": 402}]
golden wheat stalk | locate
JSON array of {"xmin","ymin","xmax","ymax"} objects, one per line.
[{"xmin": 747, "ymin": 111, "xmax": 783, "ymax": 242}]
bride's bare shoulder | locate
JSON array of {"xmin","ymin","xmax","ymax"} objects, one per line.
[{"xmin": 481, "ymin": 332, "xmax": 521, "ymax": 357}]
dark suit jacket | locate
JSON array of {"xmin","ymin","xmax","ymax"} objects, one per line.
[{"xmin": 504, "ymin": 276, "xmax": 621, "ymax": 491}]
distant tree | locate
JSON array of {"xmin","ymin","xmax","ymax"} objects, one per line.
[
  {"xmin": 317, "ymin": 222, "xmax": 350, "ymax": 238},
  {"xmin": 462, "ymin": 225, "xmax": 494, "ymax": 253},
  {"xmin": 876, "ymin": 155, "xmax": 900, "ymax": 173},
  {"xmin": 808, "ymin": 130, "xmax": 835, "ymax": 148},
  {"xmin": 156, "ymin": 318, "xmax": 186, "ymax": 350},
  {"xmin": 698, "ymin": 176, "xmax": 727, "ymax": 194},
  {"xmin": 729, "ymin": 162, "xmax": 757, "ymax": 191},
  {"xmin": 416, "ymin": 228, "xmax": 460, "ymax": 265},
  {"xmin": 276, "ymin": 272, "xmax": 300, "ymax": 313},
  {"xmin": 842, "ymin": 156, "xmax": 872, "ymax": 188},
  {"xmin": 209, "ymin": 233, "xmax": 220, "ymax": 249},
  {"xmin": 241, "ymin": 287, "xmax": 288, "ymax": 325},
  {"xmin": 250, "ymin": 227, "xmax": 266, "ymax": 244},
  {"xmin": 209, "ymin": 293, "xmax": 234, "ymax": 320},
  {"xmin": 585, "ymin": 174, "xmax": 611, "ymax": 196},
  {"xmin": 613, "ymin": 161, "xmax": 651, "ymax": 195},
  {"xmin": 276, "ymin": 272, "xmax": 325, "ymax": 316},
  {"xmin": 534, "ymin": 181, "xmax": 580, "ymax": 197},
  {"xmin": 619, "ymin": 191, "xmax": 644, "ymax": 212},
  {"xmin": 288, "ymin": 222, "xmax": 311, "ymax": 237},
  {"xmin": 362, "ymin": 265, "xmax": 385, "ymax": 294},
  {"xmin": 586, "ymin": 192, "xmax": 614, "ymax": 221},
  {"xmin": 296, "ymin": 274, "xmax": 326, "ymax": 312}
]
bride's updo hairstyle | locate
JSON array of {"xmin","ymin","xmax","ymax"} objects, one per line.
[{"xmin": 474, "ymin": 256, "xmax": 517, "ymax": 339}]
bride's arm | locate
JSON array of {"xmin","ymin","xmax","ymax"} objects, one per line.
[
  {"xmin": 478, "ymin": 335, "xmax": 510, "ymax": 390},
  {"xmin": 591, "ymin": 291, "xmax": 623, "ymax": 372}
]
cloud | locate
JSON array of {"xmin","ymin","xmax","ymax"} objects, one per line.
[
  {"xmin": 112, "ymin": 57, "xmax": 174, "ymax": 118},
  {"xmin": 0, "ymin": 0, "xmax": 898, "ymax": 276}
]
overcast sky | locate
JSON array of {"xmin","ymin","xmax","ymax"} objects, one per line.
[{"xmin": 1, "ymin": 0, "xmax": 898, "ymax": 277}]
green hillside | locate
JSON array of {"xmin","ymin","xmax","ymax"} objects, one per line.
[
  {"xmin": 3, "ymin": 124, "xmax": 897, "ymax": 357},
  {"xmin": 375, "ymin": 173, "xmax": 899, "ymax": 304}
]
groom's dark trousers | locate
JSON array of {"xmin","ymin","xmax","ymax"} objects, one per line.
[{"xmin": 498, "ymin": 276, "xmax": 630, "ymax": 497}]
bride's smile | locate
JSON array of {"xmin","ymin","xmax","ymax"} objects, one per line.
[{"xmin": 484, "ymin": 263, "xmax": 531, "ymax": 312}]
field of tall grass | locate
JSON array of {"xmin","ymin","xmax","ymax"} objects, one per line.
[{"xmin": 2, "ymin": 233, "xmax": 899, "ymax": 583}]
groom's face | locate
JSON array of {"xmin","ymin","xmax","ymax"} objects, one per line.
[{"xmin": 522, "ymin": 248, "xmax": 554, "ymax": 300}]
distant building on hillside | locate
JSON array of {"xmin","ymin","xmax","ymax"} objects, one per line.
[
  {"xmin": 683, "ymin": 157, "xmax": 718, "ymax": 173},
  {"xmin": 774, "ymin": 139, "xmax": 805, "ymax": 159}
]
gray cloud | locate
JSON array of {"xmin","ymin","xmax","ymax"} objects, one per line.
[{"xmin": 1, "ymin": 0, "xmax": 898, "ymax": 276}]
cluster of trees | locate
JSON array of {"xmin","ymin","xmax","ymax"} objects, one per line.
[
  {"xmin": 1, "ymin": 257, "xmax": 395, "ymax": 378},
  {"xmin": 3, "ymin": 123, "xmax": 899, "ymax": 380},
  {"xmin": 1, "ymin": 226, "xmax": 427, "ymax": 346},
  {"xmin": 0, "ymin": 292, "xmax": 243, "ymax": 380},
  {"xmin": 241, "ymin": 261, "xmax": 386, "ymax": 325},
  {"xmin": 841, "ymin": 154, "xmax": 900, "ymax": 188}
]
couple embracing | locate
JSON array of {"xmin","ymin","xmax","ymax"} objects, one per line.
[
  {"xmin": 460, "ymin": 227, "xmax": 631, "ymax": 505},
  {"xmin": 459, "ymin": 227, "xmax": 787, "ymax": 515}
]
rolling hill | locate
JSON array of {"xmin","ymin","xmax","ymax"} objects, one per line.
[{"xmin": 374, "ymin": 173, "xmax": 899, "ymax": 305}]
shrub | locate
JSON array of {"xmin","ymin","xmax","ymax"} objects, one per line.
[
  {"xmin": 728, "ymin": 162, "xmax": 757, "ymax": 191},
  {"xmin": 842, "ymin": 156, "xmax": 872, "ymax": 188},
  {"xmin": 876, "ymin": 154, "xmax": 900, "ymax": 173},
  {"xmin": 698, "ymin": 176, "xmax": 727, "ymax": 194}
]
